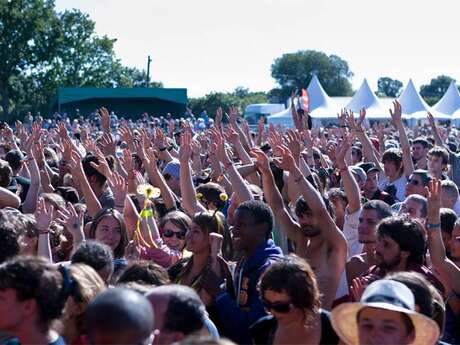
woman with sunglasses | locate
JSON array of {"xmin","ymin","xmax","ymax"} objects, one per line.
[
  {"xmin": 251, "ymin": 255, "xmax": 338, "ymax": 345},
  {"xmin": 139, "ymin": 210, "xmax": 191, "ymax": 268},
  {"xmin": 168, "ymin": 211, "xmax": 234, "ymax": 333}
]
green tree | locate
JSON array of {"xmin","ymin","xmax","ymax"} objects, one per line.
[
  {"xmin": 420, "ymin": 75, "xmax": 454, "ymax": 105},
  {"xmin": 269, "ymin": 50, "xmax": 353, "ymax": 102},
  {"xmin": 377, "ymin": 77, "xmax": 403, "ymax": 97},
  {"xmin": 0, "ymin": 0, "xmax": 60, "ymax": 118},
  {"xmin": 188, "ymin": 88, "xmax": 267, "ymax": 117}
]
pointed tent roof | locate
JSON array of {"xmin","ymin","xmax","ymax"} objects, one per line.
[
  {"xmin": 433, "ymin": 81, "xmax": 460, "ymax": 119},
  {"xmin": 305, "ymin": 75, "xmax": 339, "ymax": 118},
  {"xmin": 345, "ymin": 79, "xmax": 390, "ymax": 119},
  {"xmin": 398, "ymin": 79, "xmax": 431, "ymax": 119}
]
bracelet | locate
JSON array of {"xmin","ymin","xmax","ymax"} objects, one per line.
[
  {"xmin": 140, "ymin": 209, "xmax": 154, "ymax": 218},
  {"xmin": 426, "ymin": 223, "xmax": 441, "ymax": 230}
]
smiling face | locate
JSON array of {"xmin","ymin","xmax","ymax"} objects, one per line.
[
  {"xmin": 411, "ymin": 143, "xmax": 428, "ymax": 162},
  {"xmin": 358, "ymin": 307, "xmax": 415, "ymax": 345},
  {"xmin": 231, "ymin": 208, "xmax": 266, "ymax": 254},
  {"xmin": 161, "ymin": 220, "xmax": 186, "ymax": 251},
  {"xmin": 94, "ymin": 215, "xmax": 122, "ymax": 253}
]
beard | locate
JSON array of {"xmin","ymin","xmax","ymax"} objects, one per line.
[
  {"xmin": 301, "ymin": 225, "xmax": 321, "ymax": 238},
  {"xmin": 376, "ymin": 251, "xmax": 402, "ymax": 270}
]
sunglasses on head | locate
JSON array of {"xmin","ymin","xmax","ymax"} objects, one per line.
[
  {"xmin": 408, "ymin": 179, "xmax": 420, "ymax": 186},
  {"xmin": 162, "ymin": 229, "xmax": 186, "ymax": 240},
  {"xmin": 262, "ymin": 298, "xmax": 293, "ymax": 313}
]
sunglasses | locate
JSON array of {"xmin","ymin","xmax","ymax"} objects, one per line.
[
  {"xmin": 262, "ymin": 299, "xmax": 294, "ymax": 313},
  {"xmin": 408, "ymin": 179, "xmax": 420, "ymax": 186},
  {"xmin": 162, "ymin": 229, "xmax": 186, "ymax": 240}
]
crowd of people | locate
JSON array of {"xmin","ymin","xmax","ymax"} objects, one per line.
[{"xmin": 0, "ymin": 98, "xmax": 459, "ymax": 345}]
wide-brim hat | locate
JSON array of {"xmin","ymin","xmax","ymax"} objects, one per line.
[{"xmin": 331, "ymin": 280, "xmax": 439, "ymax": 345}]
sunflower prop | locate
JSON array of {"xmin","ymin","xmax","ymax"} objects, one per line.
[{"xmin": 135, "ymin": 184, "xmax": 161, "ymax": 248}]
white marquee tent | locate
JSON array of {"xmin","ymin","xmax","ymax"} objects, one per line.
[
  {"xmin": 433, "ymin": 81, "xmax": 460, "ymax": 120},
  {"xmin": 398, "ymin": 79, "xmax": 432, "ymax": 120},
  {"xmin": 345, "ymin": 79, "xmax": 390, "ymax": 119}
]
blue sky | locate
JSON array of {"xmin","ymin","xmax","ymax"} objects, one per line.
[{"xmin": 55, "ymin": 0, "xmax": 460, "ymax": 97}]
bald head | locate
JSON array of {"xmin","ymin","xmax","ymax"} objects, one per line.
[{"xmin": 85, "ymin": 288, "xmax": 154, "ymax": 344}]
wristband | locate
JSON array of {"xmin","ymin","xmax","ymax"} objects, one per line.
[
  {"xmin": 426, "ymin": 223, "xmax": 441, "ymax": 230},
  {"xmin": 140, "ymin": 209, "xmax": 154, "ymax": 218}
]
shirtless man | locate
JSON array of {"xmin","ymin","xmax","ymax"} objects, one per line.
[
  {"xmin": 346, "ymin": 200, "xmax": 392, "ymax": 287},
  {"xmin": 252, "ymin": 146, "xmax": 347, "ymax": 309}
]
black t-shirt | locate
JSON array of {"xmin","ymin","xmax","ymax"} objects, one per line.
[{"xmin": 250, "ymin": 309, "xmax": 339, "ymax": 345}]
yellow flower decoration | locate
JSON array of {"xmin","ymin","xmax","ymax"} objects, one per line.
[
  {"xmin": 137, "ymin": 184, "xmax": 161, "ymax": 199},
  {"xmin": 219, "ymin": 193, "xmax": 228, "ymax": 202},
  {"xmin": 196, "ymin": 193, "xmax": 204, "ymax": 201}
]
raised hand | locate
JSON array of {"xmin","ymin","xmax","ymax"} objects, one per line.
[
  {"xmin": 215, "ymin": 131, "xmax": 232, "ymax": 166},
  {"xmin": 56, "ymin": 202, "xmax": 85, "ymax": 242},
  {"xmin": 224, "ymin": 124, "xmax": 240, "ymax": 146},
  {"xmin": 426, "ymin": 179, "xmax": 442, "ymax": 222},
  {"xmin": 98, "ymin": 107, "xmax": 111, "ymax": 133},
  {"xmin": 272, "ymin": 145, "xmax": 298, "ymax": 172},
  {"xmin": 154, "ymin": 128, "xmax": 168, "ymax": 150},
  {"xmin": 228, "ymin": 106, "xmax": 240, "ymax": 125},
  {"xmin": 215, "ymin": 107, "xmax": 223, "ymax": 128},
  {"xmin": 284, "ymin": 130, "xmax": 302, "ymax": 161},
  {"xmin": 34, "ymin": 198, "xmax": 54, "ymax": 234},
  {"xmin": 107, "ymin": 171, "xmax": 128, "ymax": 208},
  {"xmin": 32, "ymin": 140, "xmax": 46, "ymax": 169},
  {"xmin": 427, "ymin": 112, "xmax": 436, "ymax": 128},
  {"xmin": 179, "ymin": 131, "xmax": 192, "ymax": 162},
  {"xmin": 120, "ymin": 148, "xmax": 135, "ymax": 176},
  {"xmin": 357, "ymin": 107, "xmax": 367, "ymax": 127},
  {"xmin": 336, "ymin": 135, "xmax": 352, "ymax": 169},
  {"xmin": 250, "ymin": 148, "xmax": 271, "ymax": 174},
  {"xmin": 90, "ymin": 151, "xmax": 112, "ymax": 179},
  {"xmin": 100, "ymin": 132, "xmax": 116, "ymax": 156},
  {"xmin": 389, "ymin": 100, "xmax": 402, "ymax": 125}
]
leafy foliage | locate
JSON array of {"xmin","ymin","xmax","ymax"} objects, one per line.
[
  {"xmin": 269, "ymin": 50, "xmax": 353, "ymax": 103},
  {"xmin": 377, "ymin": 77, "xmax": 403, "ymax": 98}
]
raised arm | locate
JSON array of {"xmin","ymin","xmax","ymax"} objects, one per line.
[
  {"xmin": 35, "ymin": 198, "xmax": 53, "ymax": 262},
  {"xmin": 214, "ymin": 131, "xmax": 253, "ymax": 204},
  {"xmin": 426, "ymin": 179, "xmax": 460, "ymax": 294},
  {"xmin": 21, "ymin": 145, "xmax": 41, "ymax": 213},
  {"xmin": 275, "ymin": 146, "xmax": 347, "ymax": 251},
  {"xmin": 179, "ymin": 131, "xmax": 206, "ymax": 216},
  {"xmin": 390, "ymin": 101, "xmax": 413, "ymax": 177},
  {"xmin": 68, "ymin": 149, "xmax": 102, "ymax": 218},
  {"xmin": 251, "ymin": 148, "xmax": 301, "ymax": 242},
  {"xmin": 0, "ymin": 187, "xmax": 20, "ymax": 209},
  {"xmin": 336, "ymin": 136, "xmax": 361, "ymax": 214},
  {"xmin": 427, "ymin": 112, "xmax": 445, "ymax": 147}
]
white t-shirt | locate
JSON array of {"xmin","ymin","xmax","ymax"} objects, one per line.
[
  {"xmin": 378, "ymin": 173, "xmax": 407, "ymax": 202},
  {"xmin": 336, "ymin": 208, "xmax": 363, "ymax": 299}
]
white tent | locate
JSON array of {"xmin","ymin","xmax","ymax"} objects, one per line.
[
  {"xmin": 267, "ymin": 75, "xmax": 339, "ymax": 128},
  {"xmin": 266, "ymin": 104, "xmax": 294, "ymax": 128},
  {"xmin": 398, "ymin": 79, "xmax": 431, "ymax": 119},
  {"xmin": 307, "ymin": 75, "xmax": 339, "ymax": 119},
  {"xmin": 345, "ymin": 79, "xmax": 390, "ymax": 119},
  {"xmin": 433, "ymin": 81, "xmax": 460, "ymax": 120}
]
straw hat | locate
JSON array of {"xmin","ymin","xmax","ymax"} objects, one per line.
[{"xmin": 331, "ymin": 279, "xmax": 439, "ymax": 345}]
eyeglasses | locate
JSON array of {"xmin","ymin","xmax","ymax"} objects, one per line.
[
  {"xmin": 408, "ymin": 179, "xmax": 420, "ymax": 186},
  {"xmin": 162, "ymin": 229, "xmax": 186, "ymax": 240},
  {"xmin": 262, "ymin": 298, "xmax": 294, "ymax": 313}
]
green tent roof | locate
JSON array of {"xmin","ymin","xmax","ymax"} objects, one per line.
[
  {"xmin": 54, "ymin": 87, "xmax": 187, "ymax": 118},
  {"xmin": 57, "ymin": 87, "xmax": 187, "ymax": 105}
]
